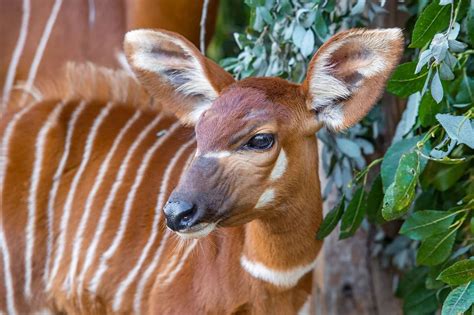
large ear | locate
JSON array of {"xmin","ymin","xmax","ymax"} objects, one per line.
[
  {"xmin": 302, "ymin": 28, "xmax": 404, "ymax": 131},
  {"xmin": 124, "ymin": 29, "xmax": 235, "ymax": 125}
]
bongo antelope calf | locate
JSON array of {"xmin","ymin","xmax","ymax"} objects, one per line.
[{"xmin": 0, "ymin": 28, "xmax": 403, "ymax": 314}]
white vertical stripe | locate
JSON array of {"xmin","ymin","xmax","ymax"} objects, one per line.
[
  {"xmin": 0, "ymin": 102, "xmax": 37, "ymax": 315},
  {"xmin": 19, "ymin": 0, "xmax": 63, "ymax": 106},
  {"xmin": 24, "ymin": 102, "xmax": 65, "ymax": 299},
  {"xmin": 0, "ymin": 103, "xmax": 35, "ymax": 191},
  {"xmin": 1, "ymin": 0, "xmax": 31, "ymax": 109},
  {"xmin": 77, "ymin": 114, "xmax": 163, "ymax": 291},
  {"xmin": 88, "ymin": 122, "xmax": 182, "ymax": 294},
  {"xmin": 113, "ymin": 138, "xmax": 195, "ymax": 311},
  {"xmin": 66, "ymin": 111, "xmax": 142, "ymax": 295},
  {"xmin": 161, "ymin": 240, "xmax": 197, "ymax": 287},
  {"xmin": 43, "ymin": 101, "xmax": 86, "ymax": 286},
  {"xmin": 0, "ymin": 228, "xmax": 17, "ymax": 315},
  {"xmin": 133, "ymin": 152, "xmax": 195, "ymax": 313},
  {"xmin": 132, "ymin": 231, "xmax": 171, "ymax": 313},
  {"xmin": 48, "ymin": 102, "xmax": 113, "ymax": 291}
]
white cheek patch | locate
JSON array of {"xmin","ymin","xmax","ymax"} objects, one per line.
[
  {"xmin": 255, "ymin": 188, "xmax": 275, "ymax": 209},
  {"xmin": 270, "ymin": 149, "xmax": 287, "ymax": 181},
  {"xmin": 240, "ymin": 255, "xmax": 318, "ymax": 288},
  {"xmin": 202, "ymin": 151, "xmax": 231, "ymax": 159}
]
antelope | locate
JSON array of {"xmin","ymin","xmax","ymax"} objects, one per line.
[{"xmin": 0, "ymin": 28, "xmax": 403, "ymax": 314}]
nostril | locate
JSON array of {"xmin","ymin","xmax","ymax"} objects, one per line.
[{"xmin": 179, "ymin": 206, "xmax": 197, "ymax": 225}]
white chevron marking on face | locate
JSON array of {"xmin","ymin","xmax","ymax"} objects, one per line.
[
  {"xmin": 270, "ymin": 149, "xmax": 287, "ymax": 181},
  {"xmin": 255, "ymin": 188, "xmax": 275, "ymax": 209}
]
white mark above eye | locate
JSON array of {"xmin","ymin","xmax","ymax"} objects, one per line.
[
  {"xmin": 255, "ymin": 188, "xmax": 275, "ymax": 208},
  {"xmin": 270, "ymin": 149, "xmax": 287, "ymax": 181},
  {"xmin": 202, "ymin": 151, "xmax": 231, "ymax": 159}
]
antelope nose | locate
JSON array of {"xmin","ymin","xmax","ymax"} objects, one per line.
[{"xmin": 163, "ymin": 199, "xmax": 197, "ymax": 231}]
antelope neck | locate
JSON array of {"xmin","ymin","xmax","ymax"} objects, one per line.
[{"xmin": 242, "ymin": 169, "xmax": 322, "ymax": 287}]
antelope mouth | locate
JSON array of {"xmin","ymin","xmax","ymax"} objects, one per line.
[{"xmin": 176, "ymin": 222, "xmax": 217, "ymax": 239}]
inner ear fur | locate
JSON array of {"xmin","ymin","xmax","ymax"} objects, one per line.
[
  {"xmin": 302, "ymin": 28, "xmax": 404, "ymax": 131},
  {"xmin": 124, "ymin": 29, "xmax": 234, "ymax": 125}
]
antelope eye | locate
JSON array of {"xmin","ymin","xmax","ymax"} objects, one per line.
[{"xmin": 244, "ymin": 133, "xmax": 275, "ymax": 150}]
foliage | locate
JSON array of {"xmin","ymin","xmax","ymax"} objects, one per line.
[{"xmin": 317, "ymin": 0, "xmax": 474, "ymax": 313}]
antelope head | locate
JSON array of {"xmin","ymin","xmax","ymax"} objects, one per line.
[{"xmin": 125, "ymin": 28, "xmax": 403, "ymax": 238}]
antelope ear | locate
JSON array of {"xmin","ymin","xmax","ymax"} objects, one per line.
[
  {"xmin": 303, "ymin": 28, "xmax": 404, "ymax": 131},
  {"xmin": 124, "ymin": 29, "xmax": 235, "ymax": 125}
]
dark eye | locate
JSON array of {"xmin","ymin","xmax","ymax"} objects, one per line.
[{"xmin": 244, "ymin": 133, "xmax": 275, "ymax": 150}]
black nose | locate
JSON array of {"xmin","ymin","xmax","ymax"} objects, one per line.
[{"xmin": 163, "ymin": 199, "xmax": 198, "ymax": 231}]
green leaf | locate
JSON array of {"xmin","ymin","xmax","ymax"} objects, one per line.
[
  {"xmin": 256, "ymin": 6, "xmax": 273, "ymax": 24},
  {"xmin": 387, "ymin": 62, "xmax": 430, "ymax": 97},
  {"xmin": 316, "ymin": 199, "xmax": 345, "ymax": 240},
  {"xmin": 400, "ymin": 210, "xmax": 456, "ymax": 241},
  {"xmin": 419, "ymin": 92, "xmax": 439, "ymax": 128},
  {"xmin": 292, "ymin": 24, "xmax": 306, "ymax": 48},
  {"xmin": 467, "ymin": 6, "xmax": 474, "ymax": 46},
  {"xmin": 441, "ymin": 282, "xmax": 474, "ymax": 315},
  {"xmin": 382, "ymin": 152, "xmax": 421, "ymax": 221},
  {"xmin": 431, "ymin": 70, "xmax": 444, "ymax": 103},
  {"xmin": 438, "ymin": 259, "xmax": 474, "ymax": 285},
  {"xmin": 300, "ymin": 29, "xmax": 315, "ymax": 57},
  {"xmin": 366, "ymin": 175, "xmax": 384, "ymax": 224},
  {"xmin": 455, "ymin": 76, "xmax": 474, "ymax": 104},
  {"xmin": 403, "ymin": 286, "xmax": 438, "ymax": 315},
  {"xmin": 339, "ymin": 188, "xmax": 366, "ymax": 239},
  {"xmin": 314, "ymin": 11, "xmax": 328, "ymax": 40},
  {"xmin": 436, "ymin": 114, "xmax": 474, "ymax": 149},
  {"xmin": 396, "ymin": 266, "xmax": 429, "ymax": 298},
  {"xmin": 417, "ymin": 228, "xmax": 457, "ymax": 266},
  {"xmin": 410, "ymin": 1, "xmax": 451, "ymax": 48},
  {"xmin": 381, "ymin": 135, "xmax": 423, "ymax": 191},
  {"xmin": 428, "ymin": 161, "xmax": 470, "ymax": 192}
]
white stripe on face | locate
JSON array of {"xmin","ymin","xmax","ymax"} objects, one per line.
[
  {"xmin": 255, "ymin": 188, "xmax": 275, "ymax": 209},
  {"xmin": 202, "ymin": 151, "xmax": 231, "ymax": 159},
  {"xmin": 270, "ymin": 149, "xmax": 287, "ymax": 181}
]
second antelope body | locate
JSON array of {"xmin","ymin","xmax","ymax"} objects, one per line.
[{"xmin": 0, "ymin": 28, "xmax": 403, "ymax": 314}]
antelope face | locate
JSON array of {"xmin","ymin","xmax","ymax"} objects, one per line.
[
  {"xmin": 163, "ymin": 81, "xmax": 311, "ymax": 237},
  {"xmin": 125, "ymin": 28, "xmax": 403, "ymax": 238}
]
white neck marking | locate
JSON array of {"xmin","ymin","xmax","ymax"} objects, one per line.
[{"xmin": 240, "ymin": 255, "xmax": 317, "ymax": 288}]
